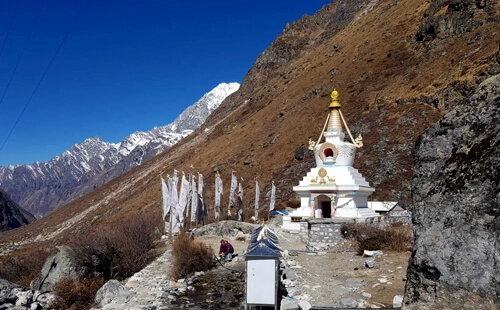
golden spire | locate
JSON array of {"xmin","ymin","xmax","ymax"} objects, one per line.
[
  {"xmin": 329, "ymin": 89, "xmax": 341, "ymax": 108},
  {"xmin": 328, "ymin": 109, "xmax": 342, "ymax": 129}
]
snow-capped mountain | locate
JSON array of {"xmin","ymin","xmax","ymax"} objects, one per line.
[{"xmin": 0, "ymin": 82, "xmax": 239, "ymax": 217}]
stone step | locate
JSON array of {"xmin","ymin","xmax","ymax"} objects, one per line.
[{"xmin": 281, "ymin": 222, "xmax": 301, "ymax": 231}]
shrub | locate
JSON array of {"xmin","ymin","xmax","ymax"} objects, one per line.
[
  {"xmin": 69, "ymin": 211, "xmax": 162, "ymax": 280},
  {"xmin": 52, "ymin": 277, "xmax": 105, "ymax": 310},
  {"xmin": 284, "ymin": 198, "xmax": 301, "ymax": 209},
  {"xmin": 385, "ymin": 223, "xmax": 414, "ymax": 252},
  {"xmin": 170, "ymin": 232, "xmax": 215, "ymax": 279},
  {"xmin": 341, "ymin": 222, "xmax": 413, "ymax": 255},
  {"xmin": 0, "ymin": 211, "xmax": 161, "ymax": 293},
  {"xmin": 0, "ymin": 248, "xmax": 50, "ymax": 286},
  {"xmin": 274, "ymin": 201, "xmax": 287, "ymax": 211}
]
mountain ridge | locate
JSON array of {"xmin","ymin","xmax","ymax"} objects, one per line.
[
  {"xmin": 0, "ymin": 189, "xmax": 35, "ymax": 232},
  {"xmin": 0, "ymin": 82, "xmax": 239, "ymax": 218}
]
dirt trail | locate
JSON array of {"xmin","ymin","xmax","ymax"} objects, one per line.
[{"xmin": 198, "ymin": 235, "xmax": 409, "ymax": 308}]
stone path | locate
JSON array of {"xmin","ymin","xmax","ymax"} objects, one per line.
[
  {"xmin": 93, "ymin": 238, "xmax": 249, "ymax": 310},
  {"xmin": 95, "ymin": 250, "xmax": 176, "ymax": 310}
]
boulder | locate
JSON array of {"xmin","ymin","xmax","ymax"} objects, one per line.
[
  {"xmin": 363, "ymin": 250, "xmax": 383, "ymax": 257},
  {"xmin": 30, "ymin": 245, "xmax": 88, "ymax": 292},
  {"xmin": 364, "ymin": 258, "xmax": 376, "ymax": 268},
  {"xmin": 281, "ymin": 297, "xmax": 299, "ymax": 310},
  {"xmin": 94, "ymin": 279, "xmax": 131, "ymax": 307},
  {"xmin": 393, "ymin": 295, "xmax": 403, "ymax": 308},
  {"xmin": 30, "ymin": 302, "xmax": 42, "ymax": 310},
  {"xmin": 298, "ymin": 299, "xmax": 312, "ymax": 310},
  {"xmin": 403, "ymin": 75, "xmax": 500, "ymax": 309},
  {"xmin": 0, "ymin": 280, "xmax": 24, "ymax": 306},
  {"xmin": 283, "ymin": 268, "xmax": 297, "ymax": 281},
  {"xmin": 0, "ymin": 293, "xmax": 17, "ymax": 305},
  {"xmin": 0, "ymin": 278, "xmax": 22, "ymax": 291},
  {"xmin": 191, "ymin": 220, "xmax": 258, "ymax": 238},
  {"xmin": 32, "ymin": 291, "xmax": 56, "ymax": 309},
  {"xmin": 14, "ymin": 290, "xmax": 33, "ymax": 307},
  {"xmin": 340, "ymin": 297, "xmax": 358, "ymax": 308}
]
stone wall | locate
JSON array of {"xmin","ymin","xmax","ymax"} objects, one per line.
[
  {"xmin": 355, "ymin": 216, "xmax": 412, "ymax": 226},
  {"xmin": 304, "ymin": 216, "xmax": 412, "ymax": 251},
  {"xmin": 299, "ymin": 222, "xmax": 308, "ymax": 242},
  {"xmin": 305, "ymin": 219, "xmax": 346, "ymax": 251}
]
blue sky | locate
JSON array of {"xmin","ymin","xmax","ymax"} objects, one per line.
[{"xmin": 0, "ymin": 0, "xmax": 329, "ymax": 166}]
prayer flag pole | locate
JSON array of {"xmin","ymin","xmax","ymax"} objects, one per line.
[
  {"xmin": 268, "ymin": 181, "xmax": 276, "ymax": 221},
  {"xmin": 169, "ymin": 210, "xmax": 173, "ymax": 240},
  {"xmin": 254, "ymin": 177, "xmax": 260, "ymax": 221}
]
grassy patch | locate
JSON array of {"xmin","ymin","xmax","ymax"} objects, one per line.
[{"xmin": 341, "ymin": 222, "xmax": 413, "ymax": 254}]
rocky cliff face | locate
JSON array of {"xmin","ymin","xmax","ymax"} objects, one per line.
[
  {"xmin": 403, "ymin": 74, "xmax": 500, "ymax": 309},
  {"xmin": 0, "ymin": 189, "xmax": 35, "ymax": 232}
]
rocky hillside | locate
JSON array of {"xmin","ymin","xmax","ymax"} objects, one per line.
[
  {"xmin": 0, "ymin": 0, "xmax": 498, "ymax": 288},
  {"xmin": 0, "ymin": 189, "xmax": 35, "ymax": 232},
  {"xmin": 0, "ymin": 83, "xmax": 239, "ymax": 217}
]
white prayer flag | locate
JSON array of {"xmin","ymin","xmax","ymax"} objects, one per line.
[
  {"xmin": 197, "ymin": 173, "xmax": 205, "ymax": 222},
  {"xmin": 237, "ymin": 181, "xmax": 243, "ymax": 221},
  {"xmin": 173, "ymin": 169, "xmax": 179, "ymax": 187},
  {"xmin": 178, "ymin": 172, "xmax": 190, "ymax": 217},
  {"xmin": 190, "ymin": 175, "xmax": 197, "ymax": 222},
  {"xmin": 161, "ymin": 177, "xmax": 170, "ymax": 233},
  {"xmin": 214, "ymin": 173, "xmax": 223, "ymax": 220},
  {"xmin": 269, "ymin": 182, "xmax": 276, "ymax": 211},
  {"xmin": 255, "ymin": 180, "xmax": 260, "ymax": 220},
  {"xmin": 185, "ymin": 174, "xmax": 192, "ymax": 218},
  {"xmin": 169, "ymin": 176, "xmax": 181, "ymax": 234},
  {"xmin": 228, "ymin": 172, "xmax": 237, "ymax": 216}
]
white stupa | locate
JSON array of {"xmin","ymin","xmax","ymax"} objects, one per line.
[{"xmin": 284, "ymin": 90, "xmax": 379, "ymax": 229}]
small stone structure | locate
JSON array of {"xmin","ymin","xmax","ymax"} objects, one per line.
[
  {"xmin": 306, "ymin": 219, "xmax": 348, "ymax": 251},
  {"xmin": 298, "ymin": 216, "xmax": 411, "ymax": 251}
]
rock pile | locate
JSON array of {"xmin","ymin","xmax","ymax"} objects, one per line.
[
  {"xmin": 0, "ymin": 279, "xmax": 55, "ymax": 310},
  {"xmin": 0, "ymin": 245, "xmax": 89, "ymax": 310}
]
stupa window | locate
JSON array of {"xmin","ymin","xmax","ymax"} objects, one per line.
[
  {"xmin": 319, "ymin": 142, "xmax": 338, "ymax": 161},
  {"xmin": 324, "ymin": 148, "xmax": 334, "ymax": 158}
]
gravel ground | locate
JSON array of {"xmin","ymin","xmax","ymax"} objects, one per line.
[
  {"xmin": 94, "ymin": 224, "xmax": 410, "ymax": 309},
  {"xmin": 198, "ymin": 233, "xmax": 409, "ymax": 309}
]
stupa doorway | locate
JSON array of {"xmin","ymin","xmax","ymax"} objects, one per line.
[
  {"xmin": 314, "ymin": 194, "xmax": 334, "ymax": 218},
  {"xmin": 321, "ymin": 200, "xmax": 331, "ymax": 218}
]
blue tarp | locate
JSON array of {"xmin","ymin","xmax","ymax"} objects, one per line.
[{"xmin": 271, "ymin": 210, "xmax": 289, "ymax": 215}]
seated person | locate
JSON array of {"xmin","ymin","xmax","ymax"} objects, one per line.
[{"xmin": 218, "ymin": 239, "xmax": 234, "ymax": 261}]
